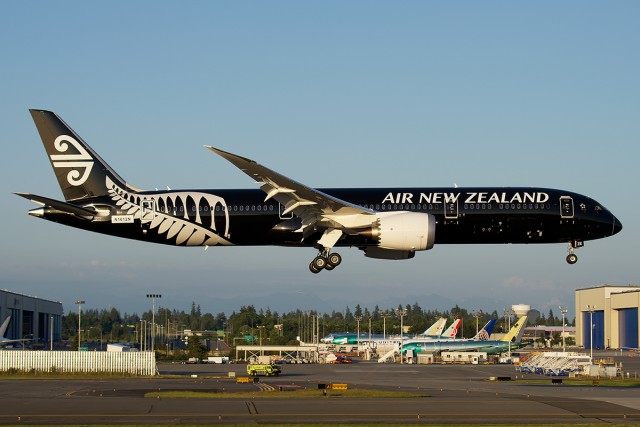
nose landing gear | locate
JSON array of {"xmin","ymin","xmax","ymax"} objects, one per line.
[{"xmin": 566, "ymin": 240, "xmax": 583, "ymax": 264}]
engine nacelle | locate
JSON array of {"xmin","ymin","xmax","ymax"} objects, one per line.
[
  {"xmin": 374, "ymin": 211, "xmax": 436, "ymax": 251},
  {"xmin": 363, "ymin": 247, "xmax": 416, "ymax": 260}
]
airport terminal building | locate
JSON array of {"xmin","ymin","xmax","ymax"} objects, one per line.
[
  {"xmin": 0, "ymin": 290, "xmax": 63, "ymax": 344},
  {"xmin": 576, "ymin": 285, "xmax": 640, "ymax": 350}
]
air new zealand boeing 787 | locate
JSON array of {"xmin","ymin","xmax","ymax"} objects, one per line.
[{"xmin": 17, "ymin": 110, "xmax": 622, "ymax": 273}]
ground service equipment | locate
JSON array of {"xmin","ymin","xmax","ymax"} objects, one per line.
[{"xmin": 246, "ymin": 363, "xmax": 281, "ymax": 376}]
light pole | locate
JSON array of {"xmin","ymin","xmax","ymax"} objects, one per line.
[
  {"xmin": 257, "ymin": 325, "xmax": 265, "ymax": 355},
  {"xmin": 96, "ymin": 326, "xmax": 103, "ymax": 350},
  {"xmin": 587, "ymin": 304, "xmax": 596, "ymax": 361},
  {"xmin": 381, "ymin": 313, "xmax": 390, "ymax": 340},
  {"xmin": 559, "ymin": 306, "xmax": 568, "ymax": 352},
  {"xmin": 354, "ymin": 316, "xmax": 362, "ymax": 351},
  {"xmin": 396, "ymin": 308, "xmax": 407, "ymax": 364},
  {"xmin": 146, "ymin": 294, "xmax": 161, "ymax": 353},
  {"xmin": 473, "ymin": 311, "xmax": 481, "ymax": 336},
  {"xmin": 50, "ymin": 315, "xmax": 53, "ymax": 351},
  {"xmin": 74, "ymin": 300, "xmax": 84, "ymax": 351},
  {"xmin": 139, "ymin": 320, "xmax": 144, "ymax": 351}
]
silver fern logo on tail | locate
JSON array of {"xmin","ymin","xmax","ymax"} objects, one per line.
[{"xmin": 49, "ymin": 135, "xmax": 94, "ymax": 186}]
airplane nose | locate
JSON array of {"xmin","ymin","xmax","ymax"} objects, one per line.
[{"xmin": 612, "ymin": 215, "xmax": 623, "ymax": 236}]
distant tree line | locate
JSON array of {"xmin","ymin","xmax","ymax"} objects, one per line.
[{"xmin": 61, "ymin": 302, "xmax": 575, "ymax": 350}]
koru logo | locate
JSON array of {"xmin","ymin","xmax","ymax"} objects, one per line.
[{"xmin": 50, "ymin": 135, "xmax": 94, "ymax": 186}]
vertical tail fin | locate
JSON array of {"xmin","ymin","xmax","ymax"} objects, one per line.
[
  {"xmin": 471, "ymin": 319, "xmax": 496, "ymax": 340},
  {"xmin": 0, "ymin": 317, "xmax": 11, "ymax": 339},
  {"xmin": 29, "ymin": 109, "xmax": 133, "ymax": 201},
  {"xmin": 422, "ymin": 317, "xmax": 447, "ymax": 336},
  {"xmin": 441, "ymin": 318, "xmax": 461, "ymax": 338},
  {"xmin": 500, "ymin": 316, "xmax": 528, "ymax": 342}
]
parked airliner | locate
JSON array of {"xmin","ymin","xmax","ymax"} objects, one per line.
[
  {"xmin": 322, "ymin": 317, "xmax": 451, "ymax": 345},
  {"xmin": 401, "ymin": 317, "xmax": 525, "ymax": 355},
  {"xmin": 17, "ymin": 110, "xmax": 622, "ymax": 273}
]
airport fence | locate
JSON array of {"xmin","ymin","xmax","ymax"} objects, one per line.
[{"xmin": 0, "ymin": 351, "xmax": 156, "ymax": 376}]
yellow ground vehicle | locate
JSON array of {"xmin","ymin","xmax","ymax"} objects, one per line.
[{"xmin": 246, "ymin": 363, "xmax": 281, "ymax": 376}]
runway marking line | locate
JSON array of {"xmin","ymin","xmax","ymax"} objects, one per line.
[
  {"xmin": 244, "ymin": 401, "xmax": 258, "ymax": 414},
  {"xmin": 2, "ymin": 412, "xmax": 639, "ymax": 420}
]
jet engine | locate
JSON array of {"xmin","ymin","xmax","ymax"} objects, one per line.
[{"xmin": 359, "ymin": 211, "xmax": 436, "ymax": 258}]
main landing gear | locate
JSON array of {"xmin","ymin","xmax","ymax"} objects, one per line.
[
  {"xmin": 566, "ymin": 240, "xmax": 583, "ymax": 264},
  {"xmin": 309, "ymin": 251, "xmax": 342, "ymax": 273}
]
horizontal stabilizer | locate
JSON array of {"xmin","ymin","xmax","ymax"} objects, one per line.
[{"xmin": 15, "ymin": 193, "xmax": 97, "ymax": 218}]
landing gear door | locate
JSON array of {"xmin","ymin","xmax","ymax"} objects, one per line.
[
  {"xmin": 560, "ymin": 196, "xmax": 574, "ymax": 219},
  {"xmin": 141, "ymin": 199, "xmax": 155, "ymax": 226},
  {"xmin": 444, "ymin": 200, "xmax": 458, "ymax": 219}
]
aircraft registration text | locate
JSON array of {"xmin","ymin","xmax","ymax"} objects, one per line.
[{"xmin": 111, "ymin": 215, "xmax": 134, "ymax": 224}]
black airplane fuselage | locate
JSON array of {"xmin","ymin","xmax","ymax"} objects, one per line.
[{"xmin": 34, "ymin": 186, "xmax": 619, "ymax": 248}]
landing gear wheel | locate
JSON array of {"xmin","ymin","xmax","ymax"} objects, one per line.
[
  {"xmin": 312, "ymin": 256, "xmax": 327, "ymax": 270},
  {"xmin": 327, "ymin": 252, "xmax": 342, "ymax": 267},
  {"xmin": 308, "ymin": 248, "xmax": 342, "ymax": 273},
  {"xmin": 309, "ymin": 261, "xmax": 321, "ymax": 274},
  {"xmin": 566, "ymin": 240, "xmax": 581, "ymax": 265}
]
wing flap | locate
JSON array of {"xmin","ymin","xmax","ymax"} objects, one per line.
[{"xmin": 261, "ymin": 183, "xmax": 295, "ymax": 202}]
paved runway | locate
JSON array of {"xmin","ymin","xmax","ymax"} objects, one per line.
[{"xmin": 1, "ymin": 351, "xmax": 640, "ymax": 425}]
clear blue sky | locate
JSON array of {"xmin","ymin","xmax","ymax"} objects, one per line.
[{"xmin": 1, "ymin": 1, "xmax": 638, "ymax": 320}]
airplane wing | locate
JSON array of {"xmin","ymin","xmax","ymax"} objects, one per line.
[
  {"xmin": 0, "ymin": 337, "xmax": 32, "ymax": 345},
  {"xmin": 206, "ymin": 146, "xmax": 377, "ymax": 244}
]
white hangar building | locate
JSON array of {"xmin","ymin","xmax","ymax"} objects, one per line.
[
  {"xmin": 575, "ymin": 285, "xmax": 640, "ymax": 350},
  {"xmin": 0, "ymin": 290, "xmax": 63, "ymax": 345}
]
